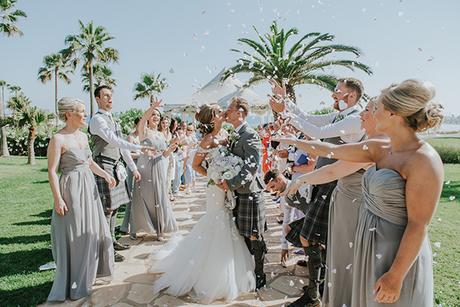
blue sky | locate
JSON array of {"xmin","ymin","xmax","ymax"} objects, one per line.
[{"xmin": 2, "ymin": 0, "xmax": 459, "ymax": 115}]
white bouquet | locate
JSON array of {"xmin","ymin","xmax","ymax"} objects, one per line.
[{"xmin": 207, "ymin": 146, "xmax": 243, "ymax": 210}]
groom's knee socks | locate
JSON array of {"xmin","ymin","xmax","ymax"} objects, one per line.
[
  {"xmin": 248, "ymin": 238, "xmax": 267, "ymax": 279},
  {"xmin": 303, "ymin": 243, "xmax": 323, "ymax": 299}
]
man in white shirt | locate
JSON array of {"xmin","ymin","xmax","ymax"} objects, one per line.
[
  {"xmin": 89, "ymin": 85, "xmax": 147, "ymax": 262},
  {"xmin": 270, "ymin": 78, "xmax": 365, "ymax": 307}
]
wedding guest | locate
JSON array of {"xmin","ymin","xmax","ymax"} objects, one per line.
[
  {"xmin": 47, "ymin": 98, "xmax": 115, "ymax": 301},
  {"xmin": 280, "ymin": 80, "xmax": 443, "ymax": 306},
  {"xmin": 270, "ymin": 78, "xmax": 365, "ymax": 307},
  {"xmin": 131, "ymin": 102, "xmax": 179, "ymax": 241},
  {"xmin": 171, "ymin": 119, "xmax": 185, "ymax": 196},
  {"xmin": 183, "ymin": 123, "xmax": 198, "ymax": 193},
  {"xmin": 120, "ymin": 117, "xmax": 141, "ymax": 240},
  {"xmin": 282, "ymin": 99, "xmax": 388, "ymax": 307},
  {"xmin": 89, "ymin": 85, "xmax": 149, "ymax": 262},
  {"xmin": 159, "ymin": 116, "xmax": 175, "ymax": 200}
]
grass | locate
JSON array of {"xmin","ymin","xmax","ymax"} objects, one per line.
[
  {"xmin": 0, "ymin": 156, "xmax": 459, "ymax": 306},
  {"xmin": 426, "ymin": 137, "xmax": 460, "ymax": 149}
]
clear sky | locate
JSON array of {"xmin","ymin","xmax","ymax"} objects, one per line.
[{"xmin": 2, "ymin": 0, "xmax": 459, "ymax": 115}]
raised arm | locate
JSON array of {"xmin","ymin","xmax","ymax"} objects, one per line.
[
  {"xmin": 374, "ymin": 151, "xmax": 444, "ymax": 304},
  {"xmin": 285, "ymin": 160, "xmax": 371, "ymax": 195},
  {"xmin": 276, "ymin": 136, "xmax": 388, "ymax": 164},
  {"xmin": 47, "ymin": 135, "xmax": 67, "ymax": 216}
]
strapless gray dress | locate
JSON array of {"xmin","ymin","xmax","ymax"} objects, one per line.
[
  {"xmin": 47, "ymin": 148, "xmax": 114, "ymax": 302},
  {"xmin": 323, "ymin": 169, "xmax": 364, "ymax": 307},
  {"xmin": 131, "ymin": 131, "xmax": 177, "ymax": 235},
  {"xmin": 351, "ymin": 166, "xmax": 433, "ymax": 307}
]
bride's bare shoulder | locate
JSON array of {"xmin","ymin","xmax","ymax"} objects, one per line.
[{"xmin": 199, "ymin": 134, "xmax": 218, "ymax": 151}]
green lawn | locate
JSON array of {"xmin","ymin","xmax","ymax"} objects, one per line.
[
  {"xmin": 426, "ymin": 137, "xmax": 460, "ymax": 149},
  {"xmin": 0, "ymin": 156, "xmax": 459, "ymax": 306}
]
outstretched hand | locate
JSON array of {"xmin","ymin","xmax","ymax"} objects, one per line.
[
  {"xmin": 281, "ymin": 179, "xmax": 301, "ymax": 197},
  {"xmin": 150, "ymin": 96, "xmax": 163, "ymax": 109},
  {"xmin": 271, "ymin": 135, "xmax": 298, "ymax": 146}
]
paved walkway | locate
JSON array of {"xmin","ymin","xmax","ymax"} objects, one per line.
[{"xmin": 41, "ymin": 178, "xmax": 309, "ymax": 307}]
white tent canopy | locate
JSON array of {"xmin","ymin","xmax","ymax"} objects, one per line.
[{"xmin": 164, "ymin": 69, "xmax": 270, "ymax": 115}]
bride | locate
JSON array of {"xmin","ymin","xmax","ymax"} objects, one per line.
[{"xmin": 149, "ymin": 104, "xmax": 256, "ymax": 303}]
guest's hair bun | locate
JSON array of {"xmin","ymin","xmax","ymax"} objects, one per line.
[{"xmin": 57, "ymin": 97, "xmax": 85, "ymax": 121}]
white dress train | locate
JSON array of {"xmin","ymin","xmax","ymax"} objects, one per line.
[{"xmin": 149, "ymin": 184, "xmax": 256, "ymax": 303}]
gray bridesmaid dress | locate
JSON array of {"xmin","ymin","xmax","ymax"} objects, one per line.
[
  {"xmin": 323, "ymin": 169, "xmax": 365, "ymax": 307},
  {"xmin": 48, "ymin": 148, "xmax": 114, "ymax": 302},
  {"xmin": 131, "ymin": 130, "xmax": 178, "ymax": 235},
  {"xmin": 351, "ymin": 166, "xmax": 433, "ymax": 307}
]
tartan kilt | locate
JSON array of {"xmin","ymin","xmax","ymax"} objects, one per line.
[
  {"xmin": 300, "ymin": 181, "xmax": 337, "ymax": 245},
  {"xmin": 94, "ymin": 159, "xmax": 130, "ymax": 213},
  {"xmin": 286, "ymin": 217, "xmax": 304, "ymax": 247},
  {"xmin": 233, "ymin": 191, "xmax": 267, "ymax": 238}
]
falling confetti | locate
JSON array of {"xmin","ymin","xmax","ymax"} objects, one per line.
[
  {"xmin": 332, "ymin": 268, "xmax": 337, "ymax": 274},
  {"xmin": 449, "ymin": 195, "xmax": 456, "ymax": 201},
  {"xmin": 289, "ymin": 280, "xmax": 295, "ymax": 286},
  {"xmin": 349, "ymin": 242, "xmax": 353, "ymax": 248},
  {"xmin": 71, "ymin": 282, "xmax": 77, "ymax": 289},
  {"xmin": 362, "ymin": 144, "xmax": 369, "ymax": 150},
  {"xmin": 346, "ymin": 264, "xmax": 352, "ymax": 270},
  {"xmin": 369, "ymin": 227, "xmax": 376, "ymax": 232},
  {"xmin": 433, "ymin": 242, "xmax": 441, "ymax": 248},
  {"xmin": 327, "ymin": 282, "xmax": 332, "ymax": 288},
  {"xmin": 445, "ymin": 180, "xmax": 451, "ymax": 185},
  {"xmin": 376, "ymin": 254, "xmax": 382, "ymax": 259}
]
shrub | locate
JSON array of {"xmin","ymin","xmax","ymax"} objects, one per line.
[
  {"xmin": 116, "ymin": 108, "xmax": 144, "ymax": 135},
  {"xmin": 433, "ymin": 146, "xmax": 460, "ymax": 164},
  {"xmin": 6, "ymin": 126, "xmax": 54, "ymax": 157}
]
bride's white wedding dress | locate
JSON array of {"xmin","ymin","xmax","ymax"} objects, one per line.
[{"xmin": 149, "ymin": 147, "xmax": 255, "ymax": 304}]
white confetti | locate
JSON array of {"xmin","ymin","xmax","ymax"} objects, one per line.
[
  {"xmin": 433, "ymin": 242, "xmax": 441, "ymax": 249},
  {"xmin": 376, "ymin": 254, "xmax": 382, "ymax": 259},
  {"xmin": 445, "ymin": 180, "xmax": 451, "ymax": 185},
  {"xmin": 346, "ymin": 264, "xmax": 352, "ymax": 270},
  {"xmin": 321, "ymin": 195, "xmax": 327, "ymax": 200},
  {"xmin": 327, "ymin": 282, "xmax": 332, "ymax": 288},
  {"xmin": 369, "ymin": 227, "xmax": 376, "ymax": 232},
  {"xmin": 362, "ymin": 144, "xmax": 369, "ymax": 150},
  {"xmin": 449, "ymin": 195, "xmax": 456, "ymax": 201},
  {"xmin": 349, "ymin": 242, "xmax": 353, "ymax": 248},
  {"xmin": 71, "ymin": 282, "xmax": 77, "ymax": 289},
  {"xmin": 289, "ymin": 280, "xmax": 294, "ymax": 286},
  {"xmin": 332, "ymin": 268, "xmax": 337, "ymax": 274}
]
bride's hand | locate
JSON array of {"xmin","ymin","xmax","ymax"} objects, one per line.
[{"xmin": 150, "ymin": 96, "xmax": 163, "ymax": 109}]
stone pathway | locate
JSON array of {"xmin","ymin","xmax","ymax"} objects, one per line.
[{"xmin": 41, "ymin": 178, "xmax": 309, "ymax": 307}]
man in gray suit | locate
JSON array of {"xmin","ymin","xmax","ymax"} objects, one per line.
[{"xmin": 217, "ymin": 97, "xmax": 267, "ymax": 289}]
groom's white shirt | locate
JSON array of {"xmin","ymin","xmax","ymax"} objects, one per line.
[
  {"xmin": 235, "ymin": 121, "xmax": 247, "ymax": 134},
  {"xmin": 89, "ymin": 109, "xmax": 141, "ymax": 171},
  {"xmin": 285, "ymin": 100, "xmax": 364, "ymax": 143}
]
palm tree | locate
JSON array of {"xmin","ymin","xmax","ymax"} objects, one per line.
[
  {"xmin": 62, "ymin": 20, "xmax": 119, "ymax": 116},
  {"xmin": 133, "ymin": 73, "xmax": 167, "ymax": 106},
  {"xmin": 0, "ymin": 80, "xmax": 9, "ymax": 156},
  {"xmin": 223, "ymin": 21, "xmax": 372, "ymax": 102},
  {"xmin": 7, "ymin": 93, "xmax": 53, "ymax": 165},
  {"xmin": 7, "ymin": 84, "xmax": 21, "ymax": 96},
  {"xmin": 81, "ymin": 64, "xmax": 116, "ymax": 92},
  {"xmin": 0, "ymin": 0, "xmax": 27, "ymax": 37},
  {"xmin": 38, "ymin": 52, "xmax": 74, "ymax": 127}
]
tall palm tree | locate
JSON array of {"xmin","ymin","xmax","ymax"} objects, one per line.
[
  {"xmin": 62, "ymin": 20, "xmax": 119, "ymax": 116},
  {"xmin": 223, "ymin": 21, "xmax": 372, "ymax": 102},
  {"xmin": 0, "ymin": 80, "xmax": 9, "ymax": 156},
  {"xmin": 7, "ymin": 93, "xmax": 53, "ymax": 165},
  {"xmin": 133, "ymin": 73, "xmax": 167, "ymax": 106},
  {"xmin": 0, "ymin": 0, "xmax": 27, "ymax": 37},
  {"xmin": 7, "ymin": 84, "xmax": 21, "ymax": 97},
  {"xmin": 81, "ymin": 64, "xmax": 116, "ymax": 92},
  {"xmin": 38, "ymin": 52, "xmax": 74, "ymax": 127}
]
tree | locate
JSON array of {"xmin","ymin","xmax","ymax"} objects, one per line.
[
  {"xmin": 0, "ymin": 80, "xmax": 9, "ymax": 156},
  {"xmin": 133, "ymin": 73, "xmax": 167, "ymax": 106},
  {"xmin": 223, "ymin": 21, "xmax": 372, "ymax": 102},
  {"xmin": 81, "ymin": 63, "xmax": 116, "ymax": 92},
  {"xmin": 0, "ymin": 0, "xmax": 26, "ymax": 37},
  {"xmin": 7, "ymin": 93, "xmax": 53, "ymax": 165},
  {"xmin": 38, "ymin": 52, "xmax": 74, "ymax": 127},
  {"xmin": 7, "ymin": 84, "xmax": 21, "ymax": 96},
  {"xmin": 62, "ymin": 20, "xmax": 119, "ymax": 116}
]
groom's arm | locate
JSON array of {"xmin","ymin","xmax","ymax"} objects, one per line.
[{"xmin": 227, "ymin": 132, "xmax": 261, "ymax": 191}]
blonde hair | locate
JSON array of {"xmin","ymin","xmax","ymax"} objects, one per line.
[
  {"xmin": 230, "ymin": 96, "xmax": 249, "ymax": 118},
  {"xmin": 380, "ymin": 79, "xmax": 443, "ymax": 132},
  {"xmin": 58, "ymin": 97, "xmax": 85, "ymax": 121}
]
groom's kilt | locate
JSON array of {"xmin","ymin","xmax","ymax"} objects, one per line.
[
  {"xmin": 94, "ymin": 157, "xmax": 130, "ymax": 213},
  {"xmin": 233, "ymin": 191, "xmax": 266, "ymax": 238},
  {"xmin": 288, "ymin": 181, "xmax": 337, "ymax": 245}
]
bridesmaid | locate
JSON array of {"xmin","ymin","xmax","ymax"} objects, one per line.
[
  {"xmin": 282, "ymin": 99, "xmax": 388, "ymax": 307},
  {"xmin": 280, "ymin": 79, "xmax": 444, "ymax": 306},
  {"xmin": 131, "ymin": 101, "xmax": 178, "ymax": 240},
  {"xmin": 47, "ymin": 97, "xmax": 116, "ymax": 302}
]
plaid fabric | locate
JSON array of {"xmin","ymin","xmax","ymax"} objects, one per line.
[
  {"xmin": 285, "ymin": 191, "xmax": 309, "ymax": 214},
  {"xmin": 233, "ymin": 191, "xmax": 266, "ymax": 238},
  {"xmin": 286, "ymin": 217, "xmax": 304, "ymax": 247},
  {"xmin": 300, "ymin": 181, "xmax": 337, "ymax": 245},
  {"xmin": 94, "ymin": 158, "xmax": 130, "ymax": 212}
]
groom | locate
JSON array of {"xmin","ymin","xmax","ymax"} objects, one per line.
[{"xmin": 218, "ymin": 97, "xmax": 267, "ymax": 290}]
